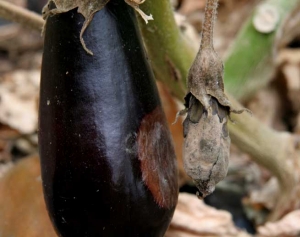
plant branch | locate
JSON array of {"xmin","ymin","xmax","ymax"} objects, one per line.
[
  {"xmin": 0, "ymin": 1, "xmax": 43, "ymax": 31},
  {"xmin": 136, "ymin": 0, "xmax": 197, "ymax": 99},
  {"xmin": 0, "ymin": 0, "xmax": 298, "ymax": 220},
  {"xmin": 228, "ymin": 95, "xmax": 299, "ymax": 221},
  {"xmin": 223, "ymin": 0, "xmax": 300, "ymax": 101},
  {"xmin": 137, "ymin": 0, "xmax": 298, "ymax": 220}
]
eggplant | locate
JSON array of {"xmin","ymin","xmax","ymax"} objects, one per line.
[{"xmin": 39, "ymin": 1, "xmax": 178, "ymax": 236}]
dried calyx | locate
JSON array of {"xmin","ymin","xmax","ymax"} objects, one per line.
[{"xmin": 42, "ymin": 0, "xmax": 153, "ymax": 55}]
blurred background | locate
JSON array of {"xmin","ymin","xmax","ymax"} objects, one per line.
[{"xmin": 0, "ymin": 0, "xmax": 300, "ymax": 236}]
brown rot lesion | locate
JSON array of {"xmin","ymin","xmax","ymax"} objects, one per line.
[{"xmin": 137, "ymin": 106, "xmax": 178, "ymax": 209}]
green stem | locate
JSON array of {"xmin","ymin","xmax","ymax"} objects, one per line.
[
  {"xmin": 137, "ymin": 0, "xmax": 298, "ymax": 220},
  {"xmin": 0, "ymin": 0, "xmax": 298, "ymax": 220},
  {"xmin": 224, "ymin": 0, "xmax": 300, "ymax": 101},
  {"xmin": 228, "ymin": 95, "xmax": 297, "ymax": 221},
  {"xmin": 137, "ymin": 0, "xmax": 196, "ymax": 99},
  {"xmin": 138, "ymin": 0, "xmax": 299, "ymax": 102}
]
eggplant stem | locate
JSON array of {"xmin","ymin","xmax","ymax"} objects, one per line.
[{"xmin": 200, "ymin": 0, "xmax": 218, "ymax": 50}]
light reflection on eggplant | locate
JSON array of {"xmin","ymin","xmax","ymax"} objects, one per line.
[{"xmin": 39, "ymin": 1, "xmax": 178, "ymax": 236}]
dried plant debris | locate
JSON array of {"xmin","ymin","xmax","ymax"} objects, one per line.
[
  {"xmin": 166, "ymin": 193, "xmax": 251, "ymax": 237},
  {"xmin": 124, "ymin": 0, "xmax": 153, "ymax": 23},
  {"xmin": 179, "ymin": 0, "xmax": 206, "ymax": 15},
  {"xmin": 0, "ymin": 155, "xmax": 57, "ymax": 237},
  {"xmin": 181, "ymin": 0, "xmax": 249, "ymax": 198},
  {"xmin": 0, "ymin": 162, "xmax": 13, "ymax": 179},
  {"xmin": 258, "ymin": 210, "xmax": 300, "ymax": 237},
  {"xmin": 42, "ymin": 0, "xmax": 153, "ymax": 55},
  {"xmin": 0, "ymin": 70, "xmax": 40, "ymax": 134}
]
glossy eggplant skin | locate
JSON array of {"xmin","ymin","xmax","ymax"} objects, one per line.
[{"xmin": 39, "ymin": 0, "xmax": 178, "ymax": 236}]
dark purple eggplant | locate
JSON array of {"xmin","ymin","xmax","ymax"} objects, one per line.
[{"xmin": 39, "ymin": 0, "xmax": 178, "ymax": 236}]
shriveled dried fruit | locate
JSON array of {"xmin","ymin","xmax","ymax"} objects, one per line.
[
  {"xmin": 182, "ymin": 0, "xmax": 249, "ymax": 198},
  {"xmin": 183, "ymin": 94, "xmax": 230, "ymax": 198}
]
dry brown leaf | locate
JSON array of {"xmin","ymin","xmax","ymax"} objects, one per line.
[
  {"xmin": 277, "ymin": 49, "xmax": 300, "ymax": 65},
  {"xmin": 0, "ymin": 24, "xmax": 43, "ymax": 54},
  {"xmin": 0, "ymin": 162, "xmax": 13, "ymax": 178},
  {"xmin": 246, "ymin": 87, "xmax": 286, "ymax": 131},
  {"xmin": 0, "ymin": 70, "xmax": 39, "ymax": 134},
  {"xmin": 228, "ymin": 144, "xmax": 263, "ymax": 193},
  {"xmin": 0, "ymin": 155, "xmax": 57, "ymax": 237},
  {"xmin": 282, "ymin": 64, "xmax": 300, "ymax": 112},
  {"xmin": 258, "ymin": 210, "xmax": 300, "ymax": 237},
  {"xmin": 295, "ymin": 114, "xmax": 300, "ymax": 134},
  {"xmin": 0, "ymin": 138, "xmax": 12, "ymax": 163},
  {"xmin": 3, "ymin": 0, "xmax": 26, "ymax": 8},
  {"xmin": 278, "ymin": 49, "xmax": 300, "ymax": 113},
  {"xmin": 244, "ymin": 133, "xmax": 300, "ymax": 222},
  {"xmin": 166, "ymin": 193, "xmax": 251, "ymax": 237},
  {"xmin": 248, "ymin": 177, "xmax": 279, "ymax": 211},
  {"xmin": 179, "ymin": 0, "xmax": 205, "ymax": 15},
  {"xmin": 283, "ymin": 63, "xmax": 300, "ymax": 92},
  {"xmin": 277, "ymin": 49, "xmax": 300, "ymax": 133}
]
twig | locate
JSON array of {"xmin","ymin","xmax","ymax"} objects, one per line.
[
  {"xmin": 0, "ymin": 1, "xmax": 43, "ymax": 31},
  {"xmin": 228, "ymin": 94, "xmax": 297, "ymax": 220}
]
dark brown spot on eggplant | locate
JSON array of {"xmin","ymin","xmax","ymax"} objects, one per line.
[
  {"xmin": 137, "ymin": 106, "xmax": 178, "ymax": 209},
  {"xmin": 39, "ymin": 0, "xmax": 178, "ymax": 236}
]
